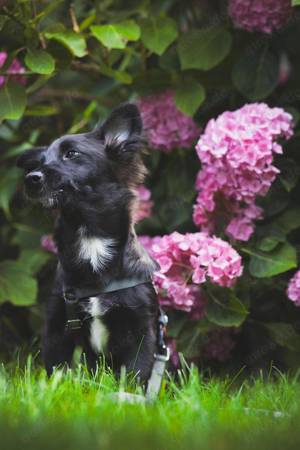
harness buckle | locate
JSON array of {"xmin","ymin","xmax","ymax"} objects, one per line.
[
  {"xmin": 63, "ymin": 289, "xmax": 82, "ymax": 331},
  {"xmin": 65, "ymin": 318, "xmax": 82, "ymax": 331},
  {"xmin": 154, "ymin": 346, "xmax": 170, "ymax": 363}
]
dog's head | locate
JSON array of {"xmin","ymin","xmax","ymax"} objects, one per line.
[{"xmin": 17, "ymin": 103, "xmax": 146, "ymax": 208}]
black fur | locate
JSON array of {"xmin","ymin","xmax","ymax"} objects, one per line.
[{"xmin": 17, "ymin": 103, "xmax": 159, "ymax": 381}]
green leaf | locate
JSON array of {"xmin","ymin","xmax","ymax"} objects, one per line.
[
  {"xmin": 174, "ymin": 81, "xmax": 206, "ymax": 116},
  {"xmin": 176, "ymin": 318, "xmax": 213, "ymax": 358},
  {"xmin": 115, "ymin": 20, "xmax": 140, "ymax": 41},
  {"xmin": 275, "ymin": 208, "xmax": 300, "ymax": 234},
  {"xmin": 97, "ymin": 62, "xmax": 132, "ymax": 84},
  {"xmin": 25, "ymin": 49, "xmax": 55, "ymax": 75},
  {"xmin": 18, "ymin": 250, "xmax": 50, "ymax": 275},
  {"xmin": 232, "ymin": 43, "xmax": 279, "ymax": 100},
  {"xmin": 32, "ymin": 0, "xmax": 64, "ymax": 24},
  {"xmin": 0, "ymin": 15, "xmax": 8, "ymax": 31},
  {"xmin": 26, "ymin": 75, "xmax": 52, "ymax": 94},
  {"xmin": 278, "ymin": 158, "xmax": 300, "ymax": 192},
  {"xmin": 0, "ymin": 82, "xmax": 27, "ymax": 120},
  {"xmin": 0, "ymin": 130, "xmax": 40, "ymax": 161},
  {"xmin": 178, "ymin": 27, "xmax": 232, "ymax": 71},
  {"xmin": 134, "ymin": 69, "xmax": 172, "ymax": 95},
  {"xmin": 256, "ymin": 231, "xmax": 286, "ymax": 252},
  {"xmin": 0, "ymin": 142, "xmax": 32, "ymax": 161},
  {"xmin": 91, "ymin": 20, "xmax": 140, "ymax": 49},
  {"xmin": 248, "ymin": 243, "xmax": 297, "ymax": 278},
  {"xmin": 0, "ymin": 261, "xmax": 37, "ymax": 306},
  {"xmin": 264, "ymin": 323, "xmax": 300, "ymax": 351},
  {"xmin": 44, "ymin": 30, "xmax": 87, "ymax": 57},
  {"xmin": 206, "ymin": 286, "xmax": 248, "ymax": 327},
  {"xmin": 140, "ymin": 17, "xmax": 178, "ymax": 56},
  {"xmin": 12, "ymin": 224, "xmax": 45, "ymax": 250},
  {"xmin": 258, "ymin": 180, "xmax": 289, "ymax": 217},
  {"xmin": 25, "ymin": 104, "xmax": 58, "ymax": 116},
  {"xmin": 292, "ymin": 0, "xmax": 300, "ymax": 6},
  {"xmin": 0, "ymin": 167, "xmax": 21, "ymax": 217},
  {"xmin": 80, "ymin": 13, "xmax": 96, "ymax": 32},
  {"xmin": 159, "ymin": 45, "xmax": 180, "ymax": 71}
]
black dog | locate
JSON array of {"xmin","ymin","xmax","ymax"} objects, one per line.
[{"xmin": 17, "ymin": 104, "xmax": 159, "ymax": 381}]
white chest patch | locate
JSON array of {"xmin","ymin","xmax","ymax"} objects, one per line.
[
  {"xmin": 86, "ymin": 297, "xmax": 108, "ymax": 354},
  {"xmin": 77, "ymin": 227, "xmax": 116, "ymax": 272}
]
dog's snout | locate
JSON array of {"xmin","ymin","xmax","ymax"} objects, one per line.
[{"xmin": 25, "ymin": 171, "xmax": 44, "ymax": 187}]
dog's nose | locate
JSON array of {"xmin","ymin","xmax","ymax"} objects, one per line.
[{"xmin": 25, "ymin": 171, "xmax": 44, "ymax": 187}]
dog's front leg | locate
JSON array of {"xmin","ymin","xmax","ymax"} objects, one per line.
[
  {"xmin": 42, "ymin": 329, "xmax": 75, "ymax": 376},
  {"xmin": 123, "ymin": 328, "xmax": 157, "ymax": 382},
  {"xmin": 42, "ymin": 294, "xmax": 75, "ymax": 375}
]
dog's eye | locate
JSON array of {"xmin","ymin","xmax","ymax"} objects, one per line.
[{"xmin": 63, "ymin": 150, "xmax": 79, "ymax": 160}]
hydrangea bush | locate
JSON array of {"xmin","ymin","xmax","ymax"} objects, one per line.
[
  {"xmin": 228, "ymin": 0, "xmax": 293, "ymax": 34},
  {"xmin": 1, "ymin": 0, "xmax": 300, "ymax": 369},
  {"xmin": 141, "ymin": 232, "xmax": 243, "ymax": 311},
  {"xmin": 287, "ymin": 270, "xmax": 300, "ymax": 307},
  {"xmin": 138, "ymin": 91, "xmax": 200, "ymax": 152},
  {"xmin": 0, "ymin": 52, "xmax": 25, "ymax": 87},
  {"xmin": 193, "ymin": 103, "xmax": 294, "ymax": 241}
]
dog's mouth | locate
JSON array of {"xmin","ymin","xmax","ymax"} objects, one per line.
[
  {"xmin": 26, "ymin": 188, "xmax": 65, "ymax": 209},
  {"xmin": 40, "ymin": 191, "xmax": 63, "ymax": 208}
]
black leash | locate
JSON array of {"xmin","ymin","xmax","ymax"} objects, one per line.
[{"xmin": 62, "ymin": 277, "xmax": 169, "ymax": 399}]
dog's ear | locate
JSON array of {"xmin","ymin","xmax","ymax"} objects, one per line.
[
  {"xmin": 16, "ymin": 147, "xmax": 45, "ymax": 171},
  {"xmin": 95, "ymin": 103, "xmax": 146, "ymax": 186},
  {"xmin": 96, "ymin": 103, "xmax": 143, "ymax": 156}
]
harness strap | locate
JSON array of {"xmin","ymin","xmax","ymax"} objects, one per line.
[
  {"xmin": 63, "ymin": 290, "xmax": 83, "ymax": 331},
  {"xmin": 63, "ymin": 275, "xmax": 152, "ymax": 331}
]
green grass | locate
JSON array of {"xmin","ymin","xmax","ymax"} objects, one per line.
[{"xmin": 1, "ymin": 358, "xmax": 300, "ymax": 450}]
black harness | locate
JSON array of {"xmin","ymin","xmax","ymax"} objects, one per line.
[
  {"xmin": 63, "ymin": 276, "xmax": 153, "ymax": 331},
  {"xmin": 62, "ymin": 276, "xmax": 169, "ymax": 399}
]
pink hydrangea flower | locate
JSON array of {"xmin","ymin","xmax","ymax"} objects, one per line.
[
  {"xmin": 201, "ymin": 328, "xmax": 237, "ymax": 362},
  {"xmin": 138, "ymin": 235, "xmax": 162, "ymax": 253},
  {"xmin": 228, "ymin": 0, "xmax": 292, "ymax": 34},
  {"xmin": 133, "ymin": 185, "xmax": 153, "ymax": 223},
  {"xmin": 193, "ymin": 103, "xmax": 293, "ymax": 241},
  {"xmin": 139, "ymin": 232, "xmax": 243, "ymax": 313},
  {"xmin": 41, "ymin": 235, "xmax": 57, "ymax": 254},
  {"xmin": 0, "ymin": 52, "xmax": 25, "ymax": 87},
  {"xmin": 287, "ymin": 270, "xmax": 300, "ymax": 307},
  {"xmin": 137, "ymin": 90, "xmax": 200, "ymax": 152}
]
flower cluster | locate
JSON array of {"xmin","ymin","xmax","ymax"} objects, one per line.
[
  {"xmin": 193, "ymin": 103, "xmax": 293, "ymax": 241},
  {"xmin": 287, "ymin": 270, "xmax": 300, "ymax": 307},
  {"xmin": 201, "ymin": 328, "xmax": 237, "ymax": 362},
  {"xmin": 0, "ymin": 52, "xmax": 25, "ymax": 87},
  {"xmin": 41, "ymin": 235, "xmax": 57, "ymax": 254},
  {"xmin": 228, "ymin": 0, "xmax": 292, "ymax": 34},
  {"xmin": 140, "ymin": 232, "xmax": 243, "ymax": 312},
  {"xmin": 137, "ymin": 90, "xmax": 200, "ymax": 152},
  {"xmin": 133, "ymin": 185, "xmax": 153, "ymax": 223}
]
